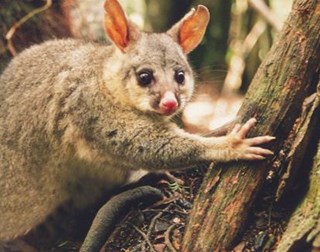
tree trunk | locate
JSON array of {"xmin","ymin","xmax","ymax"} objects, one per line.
[
  {"xmin": 182, "ymin": 0, "xmax": 320, "ymax": 251},
  {"xmin": 276, "ymin": 93, "xmax": 320, "ymax": 251}
]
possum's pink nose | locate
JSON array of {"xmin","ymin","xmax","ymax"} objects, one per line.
[
  {"xmin": 160, "ymin": 91, "xmax": 178, "ymax": 115},
  {"xmin": 163, "ymin": 100, "xmax": 177, "ymax": 111}
]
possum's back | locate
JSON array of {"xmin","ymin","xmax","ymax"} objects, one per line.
[
  {"xmin": 0, "ymin": 39, "xmax": 106, "ymax": 102},
  {"xmin": 0, "ymin": 39, "xmax": 110, "ymax": 158},
  {"xmin": 0, "ymin": 39, "xmax": 112, "ymax": 241}
]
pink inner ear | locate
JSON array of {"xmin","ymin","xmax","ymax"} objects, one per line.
[
  {"xmin": 104, "ymin": 0, "xmax": 129, "ymax": 51},
  {"xmin": 106, "ymin": 22, "xmax": 129, "ymax": 50},
  {"xmin": 178, "ymin": 5, "xmax": 210, "ymax": 54}
]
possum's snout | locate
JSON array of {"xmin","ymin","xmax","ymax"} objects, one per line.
[{"xmin": 159, "ymin": 91, "xmax": 178, "ymax": 115}]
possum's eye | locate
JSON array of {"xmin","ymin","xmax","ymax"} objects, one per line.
[
  {"xmin": 137, "ymin": 70, "xmax": 153, "ymax": 86},
  {"xmin": 175, "ymin": 70, "xmax": 185, "ymax": 85}
]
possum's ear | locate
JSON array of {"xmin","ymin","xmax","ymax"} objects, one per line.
[
  {"xmin": 167, "ymin": 5, "xmax": 210, "ymax": 54},
  {"xmin": 103, "ymin": 0, "xmax": 140, "ymax": 52}
]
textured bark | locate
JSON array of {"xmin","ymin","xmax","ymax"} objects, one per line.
[
  {"xmin": 277, "ymin": 126, "xmax": 320, "ymax": 250},
  {"xmin": 182, "ymin": 0, "xmax": 320, "ymax": 251},
  {"xmin": 275, "ymin": 92, "xmax": 320, "ymax": 200}
]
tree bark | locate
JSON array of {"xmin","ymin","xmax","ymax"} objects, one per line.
[
  {"xmin": 276, "ymin": 92, "xmax": 320, "ymax": 251},
  {"xmin": 275, "ymin": 92, "xmax": 319, "ymax": 201},
  {"xmin": 182, "ymin": 0, "xmax": 320, "ymax": 251}
]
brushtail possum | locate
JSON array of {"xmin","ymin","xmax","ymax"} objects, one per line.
[{"xmin": 0, "ymin": 0, "xmax": 274, "ymax": 243}]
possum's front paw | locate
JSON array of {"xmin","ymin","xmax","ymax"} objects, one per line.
[{"xmin": 226, "ymin": 118, "xmax": 275, "ymax": 160}]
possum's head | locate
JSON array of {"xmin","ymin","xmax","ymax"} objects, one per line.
[{"xmin": 103, "ymin": 0, "xmax": 210, "ymax": 117}]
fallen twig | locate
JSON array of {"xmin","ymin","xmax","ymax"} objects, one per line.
[
  {"xmin": 164, "ymin": 224, "xmax": 178, "ymax": 252},
  {"xmin": 142, "ymin": 205, "xmax": 170, "ymax": 252},
  {"xmin": 131, "ymin": 224, "xmax": 157, "ymax": 252}
]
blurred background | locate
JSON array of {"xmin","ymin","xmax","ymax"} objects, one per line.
[{"xmin": 0, "ymin": 0, "xmax": 293, "ymax": 132}]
